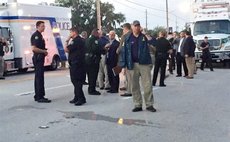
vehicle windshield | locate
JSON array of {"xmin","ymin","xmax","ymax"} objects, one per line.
[
  {"xmin": 193, "ymin": 20, "xmax": 230, "ymax": 36},
  {"xmin": 0, "ymin": 27, "xmax": 10, "ymax": 39}
]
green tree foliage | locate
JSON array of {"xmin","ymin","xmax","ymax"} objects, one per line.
[
  {"xmin": 55, "ymin": 0, "xmax": 126, "ymax": 35},
  {"xmin": 147, "ymin": 26, "xmax": 166, "ymax": 38},
  {"xmin": 115, "ymin": 27, "xmax": 123, "ymax": 37},
  {"xmin": 100, "ymin": 2, "xmax": 125, "ymax": 32}
]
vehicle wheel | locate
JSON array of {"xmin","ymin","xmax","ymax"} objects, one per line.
[
  {"xmin": 3, "ymin": 71, "xmax": 7, "ymax": 76},
  {"xmin": 50, "ymin": 57, "xmax": 60, "ymax": 70},
  {"xmin": 18, "ymin": 68, "xmax": 28, "ymax": 73},
  {"xmin": 223, "ymin": 61, "xmax": 227, "ymax": 68}
]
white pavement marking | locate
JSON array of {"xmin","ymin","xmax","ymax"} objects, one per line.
[
  {"xmin": 153, "ymin": 87, "xmax": 160, "ymax": 91},
  {"xmin": 15, "ymin": 84, "xmax": 72, "ymax": 96},
  {"xmin": 121, "ymin": 97, "xmax": 132, "ymax": 100}
]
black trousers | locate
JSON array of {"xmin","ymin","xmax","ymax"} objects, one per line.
[
  {"xmin": 201, "ymin": 54, "xmax": 213, "ymax": 70},
  {"xmin": 71, "ymin": 80, "xmax": 85, "ymax": 102},
  {"xmin": 33, "ymin": 55, "xmax": 45, "ymax": 100},
  {"xmin": 86, "ymin": 63, "xmax": 100, "ymax": 93},
  {"xmin": 168, "ymin": 49, "xmax": 176, "ymax": 73},
  {"xmin": 176, "ymin": 53, "xmax": 188, "ymax": 76},
  {"xmin": 107, "ymin": 65, "xmax": 119, "ymax": 92},
  {"xmin": 152, "ymin": 54, "xmax": 167, "ymax": 85},
  {"xmin": 69, "ymin": 63, "xmax": 86, "ymax": 102}
]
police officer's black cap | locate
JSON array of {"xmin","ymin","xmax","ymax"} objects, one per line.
[{"xmin": 133, "ymin": 20, "xmax": 140, "ymax": 26}]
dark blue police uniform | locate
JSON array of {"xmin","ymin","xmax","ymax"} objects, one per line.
[
  {"xmin": 200, "ymin": 41, "xmax": 213, "ymax": 71},
  {"xmin": 85, "ymin": 35, "xmax": 102, "ymax": 95},
  {"xmin": 67, "ymin": 36, "xmax": 86, "ymax": 105},
  {"xmin": 152, "ymin": 37, "xmax": 172, "ymax": 86},
  {"xmin": 31, "ymin": 30, "xmax": 46, "ymax": 101}
]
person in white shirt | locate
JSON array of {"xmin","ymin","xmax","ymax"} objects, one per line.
[{"xmin": 175, "ymin": 31, "xmax": 188, "ymax": 77}]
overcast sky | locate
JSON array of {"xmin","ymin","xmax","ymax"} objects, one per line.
[{"xmin": 15, "ymin": 0, "xmax": 192, "ymax": 31}]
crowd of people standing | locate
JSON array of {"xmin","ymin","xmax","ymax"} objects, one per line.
[{"xmin": 26, "ymin": 20, "xmax": 214, "ymax": 112}]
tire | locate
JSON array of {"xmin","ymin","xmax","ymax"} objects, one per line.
[
  {"xmin": 49, "ymin": 56, "xmax": 60, "ymax": 70},
  {"xmin": 223, "ymin": 60, "xmax": 227, "ymax": 68}
]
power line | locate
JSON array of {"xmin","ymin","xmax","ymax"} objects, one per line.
[
  {"xmin": 124, "ymin": 0, "xmax": 187, "ymax": 22},
  {"xmin": 169, "ymin": 13, "xmax": 187, "ymax": 22},
  {"xmin": 112, "ymin": 0, "xmax": 182, "ymax": 29},
  {"xmin": 125, "ymin": 0, "xmax": 166, "ymax": 12},
  {"xmin": 113, "ymin": 0, "xmax": 165, "ymax": 19}
]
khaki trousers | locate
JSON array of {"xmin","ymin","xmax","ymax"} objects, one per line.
[
  {"xmin": 0, "ymin": 56, "xmax": 4, "ymax": 77},
  {"xmin": 185, "ymin": 57, "xmax": 195, "ymax": 77},
  {"xmin": 193, "ymin": 57, "xmax": 197, "ymax": 74},
  {"xmin": 129, "ymin": 63, "xmax": 154, "ymax": 107},
  {"xmin": 125, "ymin": 68, "xmax": 132, "ymax": 94},
  {"xmin": 97, "ymin": 55, "xmax": 110, "ymax": 88}
]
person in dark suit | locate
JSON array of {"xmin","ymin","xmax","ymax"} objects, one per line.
[
  {"xmin": 167, "ymin": 32, "xmax": 175, "ymax": 74},
  {"xmin": 176, "ymin": 31, "xmax": 188, "ymax": 77},
  {"xmin": 105, "ymin": 30, "xmax": 120, "ymax": 93},
  {"xmin": 152, "ymin": 31, "xmax": 172, "ymax": 87},
  {"xmin": 65, "ymin": 27, "xmax": 86, "ymax": 106},
  {"xmin": 183, "ymin": 31, "xmax": 196, "ymax": 79}
]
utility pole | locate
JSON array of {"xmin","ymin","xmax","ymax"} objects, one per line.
[
  {"xmin": 145, "ymin": 9, "xmax": 148, "ymax": 31},
  {"xmin": 175, "ymin": 15, "xmax": 178, "ymax": 32},
  {"xmin": 96, "ymin": 0, "xmax": 101, "ymax": 31},
  {"xmin": 166, "ymin": 0, "xmax": 169, "ymax": 32}
]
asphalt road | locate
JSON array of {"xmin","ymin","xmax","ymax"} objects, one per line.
[{"xmin": 0, "ymin": 67, "xmax": 230, "ymax": 142}]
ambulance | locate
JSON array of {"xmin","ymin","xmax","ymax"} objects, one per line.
[{"xmin": 0, "ymin": 1, "xmax": 71, "ymax": 72}]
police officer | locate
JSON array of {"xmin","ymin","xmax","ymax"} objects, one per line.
[
  {"xmin": 65, "ymin": 27, "xmax": 86, "ymax": 106},
  {"xmin": 85, "ymin": 29, "xmax": 102, "ymax": 95},
  {"xmin": 152, "ymin": 31, "xmax": 172, "ymax": 87},
  {"xmin": 200, "ymin": 36, "xmax": 213, "ymax": 71},
  {"xmin": 0, "ymin": 37, "xmax": 7, "ymax": 80},
  {"xmin": 31, "ymin": 21, "xmax": 51, "ymax": 103}
]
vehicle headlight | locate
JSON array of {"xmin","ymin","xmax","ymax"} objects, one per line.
[{"xmin": 224, "ymin": 45, "xmax": 230, "ymax": 50}]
